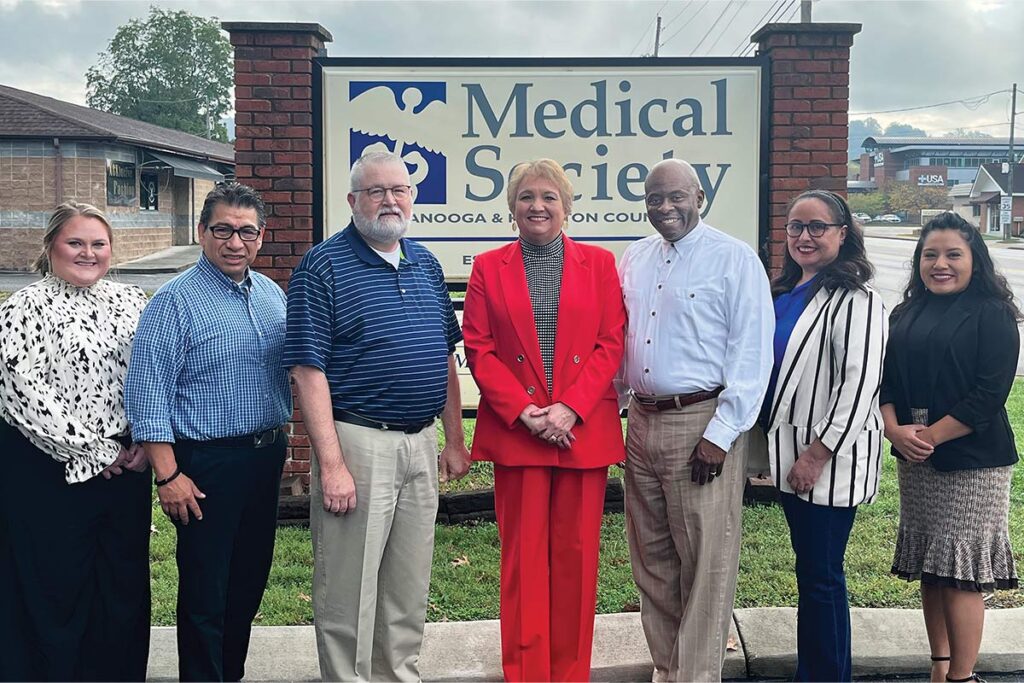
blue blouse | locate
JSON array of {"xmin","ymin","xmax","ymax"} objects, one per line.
[{"xmin": 759, "ymin": 276, "xmax": 818, "ymax": 430}]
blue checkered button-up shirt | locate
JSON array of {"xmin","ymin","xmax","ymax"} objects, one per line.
[{"xmin": 125, "ymin": 254, "xmax": 291, "ymax": 442}]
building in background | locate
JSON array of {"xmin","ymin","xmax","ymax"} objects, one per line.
[
  {"xmin": 948, "ymin": 183, "xmax": 981, "ymax": 228},
  {"xmin": 967, "ymin": 163, "xmax": 1024, "ymax": 235},
  {"xmin": 856, "ymin": 136, "xmax": 1016, "ymax": 189},
  {"xmin": 0, "ymin": 84, "xmax": 234, "ymax": 271}
]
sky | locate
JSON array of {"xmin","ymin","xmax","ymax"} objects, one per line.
[{"xmin": 0, "ymin": 0, "xmax": 1021, "ymax": 140}]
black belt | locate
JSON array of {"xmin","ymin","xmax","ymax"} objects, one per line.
[
  {"xmin": 179, "ymin": 427, "xmax": 283, "ymax": 449},
  {"xmin": 632, "ymin": 387, "xmax": 724, "ymax": 412},
  {"xmin": 333, "ymin": 409, "xmax": 435, "ymax": 434}
]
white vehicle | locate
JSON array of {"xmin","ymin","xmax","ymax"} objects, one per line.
[
  {"xmin": 879, "ymin": 214, "xmax": 902, "ymax": 223},
  {"xmin": 852, "ymin": 212, "xmax": 871, "ymax": 222}
]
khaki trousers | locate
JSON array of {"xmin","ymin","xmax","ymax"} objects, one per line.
[
  {"xmin": 311, "ymin": 421, "xmax": 439, "ymax": 682},
  {"xmin": 625, "ymin": 398, "xmax": 748, "ymax": 682}
]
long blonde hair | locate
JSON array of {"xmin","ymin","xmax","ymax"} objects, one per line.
[{"xmin": 34, "ymin": 201, "xmax": 113, "ymax": 274}]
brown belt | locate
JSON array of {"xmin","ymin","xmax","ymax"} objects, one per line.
[{"xmin": 632, "ymin": 386, "xmax": 724, "ymax": 412}]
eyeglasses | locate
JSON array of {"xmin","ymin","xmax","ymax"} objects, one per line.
[
  {"xmin": 353, "ymin": 185, "xmax": 412, "ymax": 202},
  {"xmin": 785, "ymin": 221, "xmax": 844, "ymax": 238},
  {"xmin": 206, "ymin": 224, "xmax": 262, "ymax": 241}
]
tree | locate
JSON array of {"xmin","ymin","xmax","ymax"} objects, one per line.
[
  {"xmin": 86, "ymin": 7, "xmax": 232, "ymax": 142},
  {"xmin": 886, "ymin": 183, "xmax": 951, "ymax": 217},
  {"xmin": 847, "ymin": 117, "xmax": 883, "ymax": 160},
  {"xmin": 883, "ymin": 121, "xmax": 928, "ymax": 137},
  {"xmin": 848, "ymin": 192, "xmax": 887, "ymax": 217},
  {"xmin": 944, "ymin": 128, "xmax": 993, "ymax": 138}
]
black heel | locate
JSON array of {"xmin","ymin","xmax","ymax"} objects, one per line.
[
  {"xmin": 945, "ymin": 674, "xmax": 985, "ymax": 683},
  {"xmin": 931, "ymin": 656, "xmax": 951, "ymax": 662}
]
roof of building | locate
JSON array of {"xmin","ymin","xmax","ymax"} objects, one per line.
[
  {"xmin": 0, "ymin": 84, "xmax": 234, "ymax": 163},
  {"xmin": 948, "ymin": 183, "xmax": 974, "ymax": 198},
  {"xmin": 863, "ymin": 136, "xmax": 1017, "ymax": 148},
  {"xmin": 977, "ymin": 162, "xmax": 1024, "ymax": 194}
]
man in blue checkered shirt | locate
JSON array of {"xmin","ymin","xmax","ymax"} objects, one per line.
[
  {"xmin": 125, "ymin": 182, "xmax": 291, "ymax": 682},
  {"xmin": 285, "ymin": 151, "xmax": 471, "ymax": 682}
]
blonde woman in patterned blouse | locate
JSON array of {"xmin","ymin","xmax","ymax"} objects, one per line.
[{"xmin": 0, "ymin": 201, "xmax": 151, "ymax": 681}]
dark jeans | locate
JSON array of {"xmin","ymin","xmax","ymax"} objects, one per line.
[
  {"xmin": 0, "ymin": 420, "xmax": 151, "ymax": 682},
  {"xmin": 172, "ymin": 432, "xmax": 286, "ymax": 682},
  {"xmin": 780, "ymin": 492, "xmax": 857, "ymax": 683}
]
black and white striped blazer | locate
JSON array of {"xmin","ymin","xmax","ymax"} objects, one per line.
[{"xmin": 764, "ymin": 285, "xmax": 888, "ymax": 507}]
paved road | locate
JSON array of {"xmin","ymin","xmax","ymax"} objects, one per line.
[{"xmin": 866, "ymin": 236, "xmax": 1024, "ymax": 375}]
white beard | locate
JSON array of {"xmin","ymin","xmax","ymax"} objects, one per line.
[{"xmin": 353, "ymin": 209, "xmax": 409, "ymax": 243}]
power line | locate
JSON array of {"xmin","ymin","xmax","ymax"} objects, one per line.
[
  {"xmin": 706, "ymin": 0, "xmax": 748, "ymax": 55},
  {"xmin": 740, "ymin": 0, "xmax": 795, "ymax": 56},
  {"xmin": 659, "ymin": 0, "xmax": 710, "ymax": 50},
  {"xmin": 660, "ymin": 0, "xmax": 694, "ymax": 30},
  {"xmin": 628, "ymin": 2, "xmax": 667, "ymax": 56},
  {"xmin": 689, "ymin": 0, "xmax": 734, "ymax": 56},
  {"xmin": 850, "ymin": 90, "xmax": 1010, "ymax": 116},
  {"xmin": 731, "ymin": 0, "xmax": 784, "ymax": 56}
]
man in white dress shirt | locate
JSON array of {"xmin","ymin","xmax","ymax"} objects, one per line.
[{"xmin": 619, "ymin": 158, "xmax": 773, "ymax": 682}]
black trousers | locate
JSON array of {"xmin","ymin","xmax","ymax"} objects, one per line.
[
  {"xmin": 0, "ymin": 420, "xmax": 151, "ymax": 682},
  {"xmin": 172, "ymin": 432, "xmax": 286, "ymax": 682}
]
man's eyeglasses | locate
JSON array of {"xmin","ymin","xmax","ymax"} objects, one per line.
[
  {"xmin": 785, "ymin": 221, "xmax": 844, "ymax": 238},
  {"xmin": 206, "ymin": 224, "xmax": 262, "ymax": 241},
  {"xmin": 353, "ymin": 185, "xmax": 412, "ymax": 202}
]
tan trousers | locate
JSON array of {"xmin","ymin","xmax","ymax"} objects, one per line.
[
  {"xmin": 311, "ymin": 421, "xmax": 439, "ymax": 682},
  {"xmin": 625, "ymin": 398, "xmax": 748, "ymax": 682}
]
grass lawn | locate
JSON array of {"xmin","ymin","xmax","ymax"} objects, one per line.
[{"xmin": 149, "ymin": 381, "xmax": 1024, "ymax": 625}]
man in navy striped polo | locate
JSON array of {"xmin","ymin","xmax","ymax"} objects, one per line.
[{"xmin": 284, "ymin": 151, "xmax": 471, "ymax": 682}]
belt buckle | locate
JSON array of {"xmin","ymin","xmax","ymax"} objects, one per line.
[{"xmin": 254, "ymin": 429, "xmax": 276, "ymax": 448}]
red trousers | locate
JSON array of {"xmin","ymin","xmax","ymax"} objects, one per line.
[{"xmin": 493, "ymin": 464, "xmax": 609, "ymax": 682}]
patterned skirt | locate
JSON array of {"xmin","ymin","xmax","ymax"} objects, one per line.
[{"xmin": 892, "ymin": 457, "xmax": 1018, "ymax": 592}]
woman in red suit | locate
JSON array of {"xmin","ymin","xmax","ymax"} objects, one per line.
[{"xmin": 462, "ymin": 159, "xmax": 627, "ymax": 682}]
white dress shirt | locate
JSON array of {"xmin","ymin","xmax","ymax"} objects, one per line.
[{"xmin": 619, "ymin": 220, "xmax": 774, "ymax": 451}]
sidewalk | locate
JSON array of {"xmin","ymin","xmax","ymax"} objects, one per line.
[
  {"xmin": 111, "ymin": 245, "xmax": 200, "ymax": 274},
  {"xmin": 145, "ymin": 607, "xmax": 1024, "ymax": 681}
]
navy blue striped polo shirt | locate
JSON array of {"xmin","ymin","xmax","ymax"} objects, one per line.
[{"xmin": 283, "ymin": 222, "xmax": 461, "ymax": 423}]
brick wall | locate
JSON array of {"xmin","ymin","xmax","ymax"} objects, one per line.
[
  {"xmin": 0, "ymin": 226, "xmax": 171, "ymax": 270},
  {"xmin": 224, "ymin": 21, "xmax": 334, "ymax": 484},
  {"xmin": 752, "ymin": 22, "xmax": 860, "ymax": 275}
]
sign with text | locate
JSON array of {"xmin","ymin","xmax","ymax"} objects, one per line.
[
  {"xmin": 317, "ymin": 59, "xmax": 766, "ymax": 280},
  {"xmin": 106, "ymin": 160, "xmax": 137, "ymax": 206}
]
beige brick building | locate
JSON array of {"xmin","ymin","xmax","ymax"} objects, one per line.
[{"xmin": 0, "ymin": 84, "xmax": 234, "ymax": 270}]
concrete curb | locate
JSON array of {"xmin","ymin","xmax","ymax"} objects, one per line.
[{"xmin": 144, "ymin": 607, "xmax": 1024, "ymax": 681}]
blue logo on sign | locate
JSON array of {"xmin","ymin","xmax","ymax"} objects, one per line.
[{"xmin": 349, "ymin": 81, "xmax": 447, "ymax": 204}]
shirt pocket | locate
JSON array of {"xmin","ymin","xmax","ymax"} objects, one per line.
[{"xmin": 674, "ymin": 285, "xmax": 727, "ymax": 342}]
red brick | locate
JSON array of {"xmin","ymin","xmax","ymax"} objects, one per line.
[
  {"xmin": 273, "ymin": 73, "xmax": 311, "ymax": 87},
  {"xmin": 773, "ymin": 86, "xmax": 793, "ymax": 100},
  {"xmin": 291, "ymin": 113, "xmax": 313, "ymax": 126},
  {"xmin": 794, "ymin": 60, "xmax": 831, "ymax": 73},
  {"xmin": 831, "ymin": 113, "xmax": 849, "ymax": 126},
  {"xmin": 236, "ymin": 99, "xmax": 272, "ymax": 112},
  {"xmin": 293, "ymin": 164, "xmax": 313, "ymax": 178},
  {"xmin": 235, "ymin": 86, "xmax": 252, "ymax": 99},
  {"xmin": 273, "ymin": 229, "xmax": 313, "ymax": 242},
  {"xmin": 294, "ymin": 191, "xmax": 313, "ymax": 203},
  {"xmin": 262, "ymin": 191, "xmax": 293, "ymax": 203},
  {"xmin": 772, "ymin": 61, "xmax": 793, "ymax": 74},
  {"xmin": 810, "ymin": 151, "xmax": 849, "ymax": 164},
  {"xmin": 274, "ymin": 177, "xmax": 313, "ymax": 191},
  {"xmin": 235, "ymin": 46, "xmax": 274, "ymax": 60},
  {"xmin": 793, "ymin": 164, "xmax": 831, "ymax": 178},
  {"xmin": 836, "ymin": 34, "xmax": 854, "ymax": 47},
  {"xmin": 792, "ymin": 138, "xmax": 831, "ymax": 151},
  {"xmin": 292, "ymin": 139, "xmax": 313, "ymax": 152},
  {"xmin": 255, "ymin": 138, "xmax": 293, "ymax": 151},
  {"xmin": 255, "ymin": 33, "xmax": 297, "ymax": 46},
  {"xmin": 275, "ymin": 126, "xmax": 312, "ymax": 138},
  {"xmin": 266, "ymin": 217, "xmax": 295, "ymax": 229},
  {"xmin": 774, "ymin": 125, "xmax": 812, "ymax": 138},
  {"xmin": 811, "ymin": 125, "xmax": 847, "ymax": 138},
  {"xmin": 774, "ymin": 100, "xmax": 811, "ymax": 112},
  {"xmin": 253, "ymin": 112, "xmax": 291, "ymax": 125},
  {"xmin": 235, "ymin": 59, "xmax": 252, "ymax": 73},
  {"xmin": 235, "ymin": 165, "xmax": 252, "ymax": 178},
  {"xmin": 792, "ymin": 113, "xmax": 831, "ymax": 125},
  {"xmin": 831, "ymin": 60, "xmax": 850, "ymax": 73},
  {"xmin": 274, "ymin": 152, "xmax": 312, "ymax": 164},
  {"xmin": 272, "ymin": 47, "xmax": 314, "ymax": 59},
  {"xmin": 253, "ymin": 59, "xmax": 292, "ymax": 73},
  {"xmin": 814, "ymin": 100, "xmax": 848, "ymax": 112},
  {"xmin": 236, "ymin": 151, "xmax": 273, "ymax": 164},
  {"xmin": 796, "ymin": 33, "xmax": 836, "ymax": 47},
  {"xmin": 254, "ymin": 165, "xmax": 292, "ymax": 178},
  {"xmin": 246, "ymin": 178, "xmax": 273, "ymax": 190},
  {"xmin": 276, "ymin": 204, "xmax": 312, "ymax": 216},
  {"xmin": 235, "ymin": 138, "xmax": 253, "ymax": 152},
  {"xmin": 813, "ymin": 48, "xmax": 850, "ymax": 60},
  {"xmin": 274, "ymin": 255, "xmax": 304, "ymax": 268},
  {"xmin": 768, "ymin": 47, "xmax": 808, "ymax": 60},
  {"xmin": 792, "ymin": 86, "xmax": 831, "ymax": 99},
  {"xmin": 236, "ymin": 73, "xmax": 272, "ymax": 86},
  {"xmin": 771, "ymin": 177, "xmax": 811, "ymax": 190},
  {"xmin": 809, "ymin": 176, "xmax": 847, "ymax": 191},
  {"xmin": 774, "ymin": 152, "xmax": 811, "ymax": 164},
  {"xmin": 291, "ymin": 87, "xmax": 312, "ymax": 99},
  {"xmin": 235, "ymin": 112, "xmax": 253, "ymax": 125},
  {"xmin": 253, "ymin": 86, "xmax": 292, "ymax": 99},
  {"xmin": 288, "ymin": 434, "xmax": 310, "ymax": 447},
  {"xmin": 236, "ymin": 125, "xmax": 273, "ymax": 138},
  {"xmin": 770, "ymin": 164, "xmax": 792, "ymax": 176},
  {"xmin": 293, "ymin": 217, "xmax": 314, "ymax": 229},
  {"xmin": 771, "ymin": 139, "xmax": 792, "ymax": 151},
  {"xmin": 257, "ymin": 242, "xmax": 292, "ymax": 255},
  {"xmin": 831, "ymin": 138, "xmax": 849, "ymax": 150},
  {"xmin": 812, "ymin": 73, "xmax": 849, "ymax": 86},
  {"xmin": 831, "ymin": 87, "xmax": 850, "ymax": 99},
  {"xmin": 252, "ymin": 255, "xmax": 273, "ymax": 268},
  {"xmin": 276, "ymin": 99, "xmax": 312, "ymax": 112},
  {"xmin": 229, "ymin": 33, "xmax": 252, "ymax": 46},
  {"xmin": 773, "ymin": 73, "xmax": 813, "ymax": 87},
  {"xmin": 291, "ymin": 60, "xmax": 313, "ymax": 74},
  {"xmin": 771, "ymin": 113, "xmax": 792, "ymax": 125},
  {"xmin": 762, "ymin": 34, "xmax": 793, "ymax": 48}
]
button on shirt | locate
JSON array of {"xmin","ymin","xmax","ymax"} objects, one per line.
[
  {"xmin": 125, "ymin": 253, "xmax": 291, "ymax": 442},
  {"xmin": 283, "ymin": 223, "xmax": 462, "ymax": 424},
  {"xmin": 619, "ymin": 220, "xmax": 774, "ymax": 451}
]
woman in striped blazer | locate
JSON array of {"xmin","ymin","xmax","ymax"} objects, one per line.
[{"xmin": 758, "ymin": 190, "xmax": 888, "ymax": 682}]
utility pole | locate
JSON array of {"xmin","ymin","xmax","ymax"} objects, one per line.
[
  {"xmin": 801, "ymin": 0, "xmax": 812, "ymax": 22},
  {"xmin": 653, "ymin": 15, "xmax": 662, "ymax": 57},
  {"xmin": 1005, "ymin": 82, "xmax": 1017, "ymax": 239}
]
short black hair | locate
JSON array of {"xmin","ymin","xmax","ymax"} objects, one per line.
[{"xmin": 198, "ymin": 182, "xmax": 267, "ymax": 230}]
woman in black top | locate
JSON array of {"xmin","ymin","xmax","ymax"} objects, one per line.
[{"xmin": 880, "ymin": 212, "xmax": 1020, "ymax": 683}]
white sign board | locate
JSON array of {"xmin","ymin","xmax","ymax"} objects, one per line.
[
  {"xmin": 1001, "ymin": 195, "xmax": 1013, "ymax": 212},
  {"xmin": 317, "ymin": 59, "xmax": 766, "ymax": 280}
]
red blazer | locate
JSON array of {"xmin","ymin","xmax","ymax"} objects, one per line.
[{"xmin": 462, "ymin": 236, "xmax": 626, "ymax": 468}]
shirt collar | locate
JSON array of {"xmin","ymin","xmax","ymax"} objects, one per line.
[
  {"xmin": 195, "ymin": 252, "xmax": 252, "ymax": 292},
  {"xmin": 343, "ymin": 221, "xmax": 419, "ymax": 266},
  {"xmin": 661, "ymin": 219, "xmax": 706, "ymax": 252}
]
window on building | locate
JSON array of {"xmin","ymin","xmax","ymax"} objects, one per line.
[
  {"xmin": 973, "ymin": 204, "xmax": 982, "ymax": 217},
  {"xmin": 140, "ymin": 172, "xmax": 159, "ymax": 211}
]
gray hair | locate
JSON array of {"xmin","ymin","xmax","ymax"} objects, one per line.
[
  {"xmin": 34, "ymin": 201, "xmax": 113, "ymax": 274},
  {"xmin": 350, "ymin": 151, "xmax": 408, "ymax": 192},
  {"xmin": 645, "ymin": 158, "xmax": 701, "ymax": 191}
]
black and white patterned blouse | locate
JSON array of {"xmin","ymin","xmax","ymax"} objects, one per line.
[
  {"xmin": 0, "ymin": 275, "xmax": 148, "ymax": 483},
  {"xmin": 520, "ymin": 234, "xmax": 564, "ymax": 393}
]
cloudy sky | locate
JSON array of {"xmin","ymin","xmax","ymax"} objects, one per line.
[{"xmin": 0, "ymin": 0, "xmax": 1020, "ymax": 138}]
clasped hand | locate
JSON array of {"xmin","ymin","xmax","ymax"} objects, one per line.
[
  {"xmin": 519, "ymin": 403, "xmax": 579, "ymax": 449},
  {"xmin": 100, "ymin": 442, "xmax": 149, "ymax": 479},
  {"xmin": 886, "ymin": 423, "xmax": 935, "ymax": 462}
]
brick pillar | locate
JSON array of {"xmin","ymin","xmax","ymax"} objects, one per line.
[
  {"xmin": 223, "ymin": 21, "xmax": 333, "ymax": 486},
  {"xmin": 751, "ymin": 22, "xmax": 861, "ymax": 274}
]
